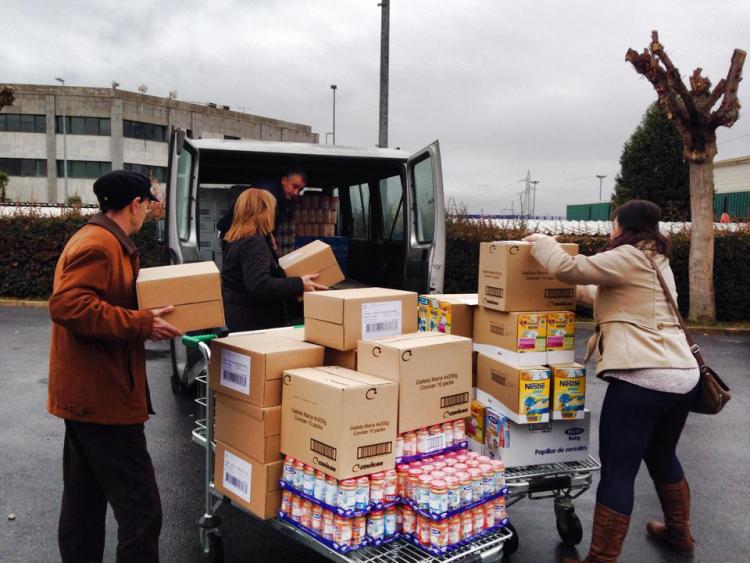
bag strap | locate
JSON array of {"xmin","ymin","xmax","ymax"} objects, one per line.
[{"xmin": 643, "ymin": 253, "xmax": 706, "ymax": 368}]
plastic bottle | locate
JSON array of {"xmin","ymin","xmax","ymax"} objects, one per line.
[
  {"xmin": 429, "ymin": 424, "xmax": 445, "ymax": 451},
  {"xmin": 395, "ymin": 435, "xmax": 404, "ymax": 459},
  {"xmin": 417, "ymin": 474, "xmax": 432, "ymax": 510},
  {"xmin": 396, "ymin": 505, "xmax": 404, "ymax": 534},
  {"xmin": 429, "ymin": 479, "xmax": 449, "ymax": 514},
  {"xmin": 443, "ymin": 467, "xmax": 458, "ymax": 477},
  {"xmin": 447, "ymin": 515, "xmax": 461, "ymax": 545},
  {"xmin": 442, "ymin": 421, "xmax": 454, "ymax": 447},
  {"xmin": 430, "ymin": 519, "xmax": 449, "ymax": 549},
  {"xmin": 301, "ymin": 500, "xmax": 313, "ymax": 529},
  {"xmin": 407, "ymin": 468, "xmax": 423, "ymax": 502},
  {"xmin": 355, "ymin": 476, "xmax": 370, "ymax": 511},
  {"xmin": 420, "ymin": 463, "xmax": 436, "ymax": 474},
  {"xmin": 472, "ymin": 506, "xmax": 485, "ymax": 535},
  {"xmin": 460, "ymin": 510, "xmax": 473, "ymax": 540},
  {"xmin": 453, "ymin": 462, "xmax": 469, "ymax": 472},
  {"xmin": 493, "ymin": 497, "xmax": 508, "ymax": 522},
  {"xmin": 311, "ymin": 503, "xmax": 323, "ymax": 533},
  {"xmin": 314, "ymin": 470, "xmax": 327, "ymax": 501},
  {"xmin": 432, "ymin": 461, "xmax": 448, "ymax": 471},
  {"xmin": 457, "ymin": 471, "xmax": 473, "ymax": 506},
  {"xmin": 396, "ymin": 465, "xmax": 410, "ymax": 499},
  {"xmin": 466, "ymin": 459, "xmax": 481, "ymax": 469},
  {"xmin": 466, "ymin": 451, "xmax": 480, "ymax": 459},
  {"xmin": 282, "ymin": 455, "xmax": 296, "ymax": 485},
  {"xmin": 431, "ymin": 470, "xmax": 447, "ymax": 482},
  {"xmin": 416, "ymin": 429, "xmax": 430, "ymax": 454},
  {"xmin": 403, "ymin": 431, "xmax": 417, "ymax": 457},
  {"xmin": 337, "ymin": 479, "xmax": 357, "ymax": 512},
  {"xmin": 491, "ymin": 460, "xmax": 506, "ymax": 492},
  {"xmin": 352, "ymin": 516, "xmax": 366, "ymax": 546},
  {"xmin": 384, "ymin": 469, "xmax": 398, "ymax": 503},
  {"xmin": 402, "ymin": 505, "xmax": 416, "ymax": 536},
  {"xmin": 292, "ymin": 460, "xmax": 305, "ymax": 490},
  {"xmin": 453, "ymin": 419, "xmax": 466, "ymax": 443},
  {"xmin": 444, "ymin": 457, "xmax": 458, "ymax": 467},
  {"xmin": 280, "ymin": 489, "xmax": 292, "ymax": 516},
  {"xmin": 477, "ymin": 455, "xmax": 491, "ymax": 465},
  {"xmin": 384, "ymin": 506, "xmax": 398, "ymax": 537},
  {"xmin": 468, "ymin": 468, "xmax": 483, "ymax": 501},
  {"xmin": 484, "ymin": 501, "xmax": 495, "ymax": 529},
  {"xmin": 480, "ymin": 464, "xmax": 495, "ymax": 499},
  {"xmin": 369, "ymin": 472, "xmax": 386, "ymax": 505},
  {"xmin": 367, "ymin": 510, "xmax": 385, "ymax": 541},
  {"xmin": 325, "ymin": 476, "xmax": 338, "ymax": 507},
  {"xmin": 417, "ymin": 515, "xmax": 431, "ymax": 546},
  {"xmin": 334, "ymin": 516, "xmax": 353, "ymax": 548},
  {"xmin": 455, "ymin": 453, "xmax": 469, "ymax": 464},
  {"xmin": 323, "ymin": 509, "xmax": 336, "ymax": 541},
  {"xmin": 445, "ymin": 476, "xmax": 460, "ymax": 511},
  {"xmin": 303, "ymin": 466, "xmax": 316, "ymax": 496},
  {"xmin": 291, "ymin": 494, "xmax": 304, "ymax": 523}
]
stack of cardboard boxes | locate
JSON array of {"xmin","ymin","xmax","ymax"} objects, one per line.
[{"xmin": 295, "ymin": 194, "xmax": 340, "ymax": 238}]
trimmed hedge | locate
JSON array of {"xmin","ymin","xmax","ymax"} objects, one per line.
[
  {"xmin": 444, "ymin": 216, "xmax": 750, "ymax": 322},
  {"xmin": 0, "ymin": 213, "xmax": 167, "ymax": 299}
]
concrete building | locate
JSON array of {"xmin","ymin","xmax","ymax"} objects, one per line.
[{"xmin": 0, "ymin": 83, "xmax": 319, "ymax": 204}]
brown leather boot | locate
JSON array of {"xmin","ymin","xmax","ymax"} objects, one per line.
[
  {"xmin": 562, "ymin": 503, "xmax": 631, "ymax": 563},
  {"xmin": 646, "ymin": 478, "xmax": 695, "ymax": 552}
]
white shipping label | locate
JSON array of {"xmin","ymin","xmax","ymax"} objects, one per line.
[
  {"xmin": 223, "ymin": 451, "xmax": 252, "ymax": 502},
  {"xmin": 362, "ymin": 300, "xmax": 403, "ymax": 340},
  {"xmin": 220, "ymin": 349, "xmax": 251, "ymax": 395}
]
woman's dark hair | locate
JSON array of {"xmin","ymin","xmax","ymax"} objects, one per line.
[{"xmin": 604, "ymin": 199, "xmax": 672, "ymax": 256}]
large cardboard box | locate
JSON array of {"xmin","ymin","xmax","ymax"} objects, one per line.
[
  {"xmin": 304, "ymin": 288, "xmax": 418, "ymax": 351},
  {"xmin": 278, "ymin": 240, "xmax": 345, "ymax": 289},
  {"xmin": 281, "ymin": 366, "xmax": 398, "ymax": 480},
  {"xmin": 484, "ymin": 405, "xmax": 591, "ymax": 467},
  {"xmin": 473, "ymin": 308, "xmax": 548, "ymax": 366},
  {"xmin": 477, "ymin": 241, "xmax": 578, "ymax": 312},
  {"xmin": 549, "ymin": 363, "xmax": 586, "ymax": 421},
  {"xmin": 417, "ymin": 294, "xmax": 477, "ymax": 338},
  {"xmin": 215, "ymin": 393, "xmax": 282, "ymax": 463},
  {"xmin": 136, "ymin": 261, "xmax": 224, "ymax": 332},
  {"xmin": 214, "ymin": 441, "xmax": 283, "ymax": 519},
  {"xmin": 476, "ymin": 354, "xmax": 550, "ymax": 424},
  {"xmin": 546, "ymin": 312, "xmax": 576, "ymax": 364},
  {"xmin": 209, "ymin": 334, "xmax": 324, "ymax": 407},
  {"xmin": 357, "ymin": 332, "xmax": 472, "ymax": 433}
]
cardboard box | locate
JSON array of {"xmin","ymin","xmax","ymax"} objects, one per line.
[
  {"xmin": 357, "ymin": 332, "xmax": 472, "ymax": 433},
  {"xmin": 477, "ymin": 241, "xmax": 578, "ymax": 312},
  {"xmin": 215, "ymin": 393, "xmax": 282, "ymax": 463},
  {"xmin": 476, "ymin": 354, "xmax": 550, "ymax": 424},
  {"xmin": 484, "ymin": 406, "xmax": 591, "ymax": 467},
  {"xmin": 278, "ymin": 240, "xmax": 345, "ymax": 289},
  {"xmin": 324, "ymin": 348, "xmax": 357, "ymax": 370},
  {"xmin": 549, "ymin": 363, "xmax": 586, "ymax": 421},
  {"xmin": 417, "ymin": 294, "xmax": 477, "ymax": 338},
  {"xmin": 265, "ymin": 326, "xmax": 306, "ymax": 341},
  {"xmin": 209, "ymin": 334, "xmax": 324, "ymax": 407},
  {"xmin": 214, "ymin": 441, "xmax": 282, "ymax": 519},
  {"xmin": 280, "ymin": 366, "xmax": 398, "ymax": 480},
  {"xmin": 473, "ymin": 308, "xmax": 548, "ymax": 366},
  {"xmin": 304, "ymin": 288, "xmax": 418, "ymax": 351},
  {"xmin": 546, "ymin": 312, "xmax": 576, "ymax": 364},
  {"xmin": 467, "ymin": 399, "xmax": 487, "ymax": 443},
  {"xmin": 136, "ymin": 261, "xmax": 225, "ymax": 332}
]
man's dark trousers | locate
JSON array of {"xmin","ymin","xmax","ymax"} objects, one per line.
[{"xmin": 58, "ymin": 420, "xmax": 162, "ymax": 562}]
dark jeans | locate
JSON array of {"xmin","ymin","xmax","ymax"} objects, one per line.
[
  {"xmin": 597, "ymin": 378, "xmax": 696, "ymax": 515},
  {"xmin": 59, "ymin": 420, "xmax": 162, "ymax": 563}
]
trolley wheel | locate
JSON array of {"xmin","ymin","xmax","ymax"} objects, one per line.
[
  {"xmin": 207, "ymin": 532, "xmax": 224, "ymax": 563},
  {"xmin": 556, "ymin": 509, "xmax": 583, "ymax": 546},
  {"xmin": 504, "ymin": 522, "xmax": 519, "ymax": 555},
  {"xmin": 169, "ymin": 340, "xmax": 197, "ymax": 395}
]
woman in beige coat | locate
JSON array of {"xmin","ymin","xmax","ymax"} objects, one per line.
[{"xmin": 525, "ymin": 200, "xmax": 699, "ymax": 563}]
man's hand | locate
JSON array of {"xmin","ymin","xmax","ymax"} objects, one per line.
[
  {"xmin": 148, "ymin": 306, "xmax": 183, "ymax": 341},
  {"xmin": 301, "ymin": 273, "xmax": 328, "ymax": 292},
  {"xmin": 523, "ymin": 233, "xmax": 559, "ymax": 243}
]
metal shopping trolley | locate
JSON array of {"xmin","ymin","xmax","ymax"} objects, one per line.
[{"xmin": 184, "ymin": 332, "xmax": 512, "ymax": 563}]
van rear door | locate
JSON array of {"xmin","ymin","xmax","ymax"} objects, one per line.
[
  {"xmin": 165, "ymin": 128, "xmax": 200, "ymax": 265},
  {"xmin": 404, "ymin": 141, "xmax": 445, "ymax": 293}
]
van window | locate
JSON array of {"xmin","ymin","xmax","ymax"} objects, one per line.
[
  {"xmin": 413, "ymin": 156, "xmax": 435, "ymax": 243},
  {"xmin": 176, "ymin": 149, "xmax": 193, "ymax": 241},
  {"xmin": 349, "ymin": 183, "xmax": 370, "ymax": 239},
  {"xmin": 380, "ymin": 175, "xmax": 404, "ymax": 241}
]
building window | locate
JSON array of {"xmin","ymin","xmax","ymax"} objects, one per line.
[
  {"xmin": 0, "ymin": 158, "xmax": 47, "ymax": 176},
  {"xmin": 124, "ymin": 163, "xmax": 167, "ymax": 183},
  {"xmin": 56, "ymin": 160, "xmax": 112, "ymax": 178},
  {"xmin": 123, "ymin": 120, "xmax": 167, "ymax": 142},
  {"xmin": 0, "ymin": 113, "xmax": 46, "ymax": 133},
  {"xmin": 55, "ymin": 116, "xmax": 110, "ymax": 136}
]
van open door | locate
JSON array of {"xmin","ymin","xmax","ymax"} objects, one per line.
[{"xmin": 404, "ymin": 141, "xmax": 445, "ymax": 294}]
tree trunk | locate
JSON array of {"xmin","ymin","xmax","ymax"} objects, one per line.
[{"xmin": 688, "ymin": 157, "xmax": 716, "ymax": 324}]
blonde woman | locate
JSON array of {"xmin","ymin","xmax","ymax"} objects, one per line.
[{"xmin": 221, "ymin": 188, "xmax": 325, "ymax": 331}]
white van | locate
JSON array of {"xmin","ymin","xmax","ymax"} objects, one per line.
[{"xmin": 164, "ymin": 129, "xmax": 446, "ymax": 392}]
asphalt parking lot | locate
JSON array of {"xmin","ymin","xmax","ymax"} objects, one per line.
[{"xmin": 1, "ymin": 305, "xmax": 748, "ymax": 562}]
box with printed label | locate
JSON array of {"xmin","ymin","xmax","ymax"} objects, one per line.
[
  {"xmin": 215, "ymin": 393, "xmax": 282, "ymax": 463},
  {"xmin": 549, "ymin": 363, "xmax": 586, "ymax": 420},
  {"xmin": 473, "ymin": 308, "xmax": 548, "ymax": 366},
  {"xmin": 278, "ymin": 239, "xmax": 345, "ymax": 289},
  {"xmin": 324, "ymin": 348, "xmax": 357, "ymax": 370},
  {"xmin": 546, "ymin": 311, "xmax": 576, "ymax": 363},
  {"xmin": 136, "ymin": 261, "xmax": 225, "ymax": 332},
  {"xmin": 477, "ymin": 241, "xmax": 578, "ymax": 312},
  {"xmin": 417, "ymin": 294, "xmax": 477, "ymax": 338},
  {"xmin": 304, "ymin": 288, "xmax": 418, "ymax": 351},
  {"xmin": 214, "ymin": 441, "xmax": 283, "ymax": 519},
  {"xmin": 280, "ymin": 366, "xmax": 398, "ymax": 480},
  {"xmin": 476, "ymin": 353, "xmax": 550, "ymax": 424},
  {"xmin": 467, "ymin": 399, "xmax": 487, "ymax": 443},
  {"xmin": 357, "ymin": 332, "xmax": 472, "ymax": 434},
  {"xmin": 209, "ymin": 333, "xmax": 324, "ymax": 407},
  {"xmin": 481, "ymin": 402, "xmax": 591, "ymax": 467}
]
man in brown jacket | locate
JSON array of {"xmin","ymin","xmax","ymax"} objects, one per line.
[{"xmin": 48, "ymin": 170, "xmax": 182, "ymax": 562}]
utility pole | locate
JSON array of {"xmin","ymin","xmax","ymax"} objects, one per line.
[
  {"xmin": 330, "ymin": 85, "xmax": 337, "ymax": 145},
  {"xmin": 54, "ymin": 77, "xmax": 68, "ymax": 203},
  {"xmin": 531, "ymin": 179, "xmax": 539, "ymax": 217},
  {"xmin": 378, "ymin": 0, "xmax": 390, "ymax": 148},
  {"xmin": 596, "ymin": 174, "xmax": 606, "ymax": 201}
]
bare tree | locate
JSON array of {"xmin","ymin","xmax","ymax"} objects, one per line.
[
  {"xmin": 626, "ymin": 31, "xmax": 745, "ymax": 324},
  {"xmin": 0, "ymin": 86, "xmax": 14, "ymax": 110}
]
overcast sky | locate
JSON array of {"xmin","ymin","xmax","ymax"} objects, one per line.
[{"xmin": 3, "ymin": 0, "xmax": 749, "ymax": 215}]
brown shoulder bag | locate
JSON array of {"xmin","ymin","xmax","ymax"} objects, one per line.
[{"xmin": 646, "ymin": 255, "xmax": 731, "ymax": 414}]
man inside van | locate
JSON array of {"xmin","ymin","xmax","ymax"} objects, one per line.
[
  {"xmin": 217, "ymin": 169, "xmax": 306, "ymax": 255},
  {"xmin": 48, "ymin": 170, "xmax": 182, "ymax": 562}
]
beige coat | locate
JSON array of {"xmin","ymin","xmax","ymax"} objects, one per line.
[{"xmin": 531, "ymin": 235, "xmax": 697, "ymax": 376}]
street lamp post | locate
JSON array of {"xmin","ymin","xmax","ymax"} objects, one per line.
[
  {"xmin": 54, "ymin": 77, "xmax": 68, "ymax": 203},
  {"xmin": 596, "ymin": 174, "xmax": 607, "ymax": 202},
  {"xmin": 330, "ymin": 85, "xmax": 337, "ymax": 145}
]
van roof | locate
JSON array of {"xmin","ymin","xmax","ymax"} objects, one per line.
[{"xmin": 188, "ymin": 138, "xmax": 412, "ymax": 160}]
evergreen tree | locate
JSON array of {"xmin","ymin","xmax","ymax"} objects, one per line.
[{"xmin": 612, "ymin": 103, "xmax": 690, "ymax": 221}]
